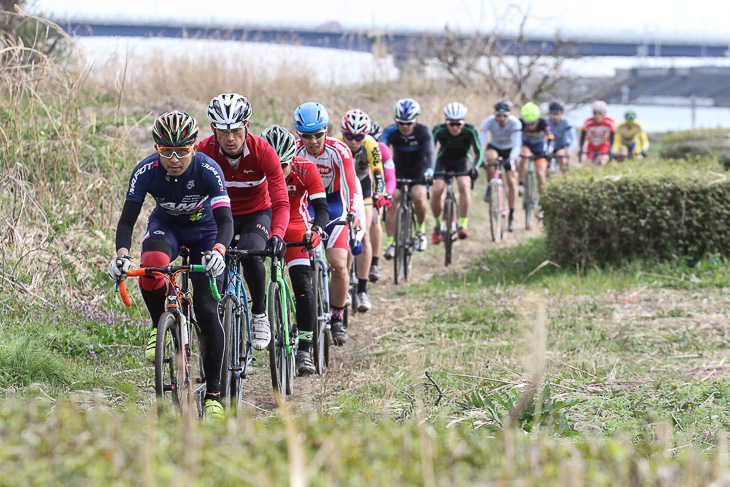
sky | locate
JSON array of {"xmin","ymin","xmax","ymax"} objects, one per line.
[{"xmin": 31, "ymin": 0, "xmax": 730, "ymax": 43}]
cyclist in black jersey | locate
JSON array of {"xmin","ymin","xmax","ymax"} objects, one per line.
[
  {"xmin": 431, "ymin": 102, "xmax": 482, "ymax": 242},
  {"xmin": 380, "ymin": 98, "xmax": 435, "ymax": 257}
]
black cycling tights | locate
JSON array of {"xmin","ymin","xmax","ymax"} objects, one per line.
[
  {"xmin": 288, "ymin": 265, "xmax": 315, "ymax": 348},
  {"xmin": 236, "ymin": 231, "xmax": 268, "ymax": 315}
]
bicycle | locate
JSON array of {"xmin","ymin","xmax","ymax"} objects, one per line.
[
  {"xmin": 119, "ymin": 247, "xmax": 221, "ymax": 417},
  {"xmin": 547, "ymin": 153, "xmax": 561, "ymax": 178},
  {"xmin": 434, "ymin": 170, "xmax": 472, "ymax": 266},
  {"xmin": 218, "ymin": 243, "xmax": 254, "ymax": 414},
  {"xmin": 522, "ymin": 154, "xmax": 539, "ymax": 230},
  {"xmin": 393, "ymin": 178, "xmax": 424, "ymax": 284},
  {"xmin": 485, "ymin": 159, "xmax": 509, "ymax": 242},
  {"xmin": 579, "ymin": 150, "xmax": 612, "ymax": 166}
]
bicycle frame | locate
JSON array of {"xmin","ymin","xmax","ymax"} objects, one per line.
[
  {"xmin": 220, "ymin": 249, "xmax": 254, "ymax": 385},
  {"xmin": 486, "ymin": 159, "xmax": 509, "ymax": 241},
  {"xmin": 393, "ymin": 179, "xmax": 421, "ymax": 284},
  {"xmin": 434, "ymin": 170, "xmax": 472, "ymax": 266}
]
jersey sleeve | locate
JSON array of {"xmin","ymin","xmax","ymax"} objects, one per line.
[
  {"xmin": 336, "ymin": 141, "xmax": 359, "ymax": 214},
  {"xmin": 379, "ymin": 142, "xmax": 396, "ymax": 195},
  {"xmin": 260, "ymin": 143, "xmax": 290, "ymax": 239},
  {"xmin": 366, "ymin": 138, "xmax": 385, "ymax": 194},
  {"xmin": 199, "ymin": 158, "xmax": 231, "ymax": 210},
  {"xmin": 421, "ymin": 125, "xmax": 435, "ymax": 172},
  {"xmin": 465, "ymin": 125, "xmax": 483, "ymax": 168}
]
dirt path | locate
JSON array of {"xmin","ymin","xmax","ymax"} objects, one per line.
[{"xmin": 238, "ymin": 185, "xmax": 544, "ymax": 416}]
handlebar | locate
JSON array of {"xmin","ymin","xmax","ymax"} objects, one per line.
[{"xmin": 118, "ymin": 264, "xmax": 220, "ymax": 307}]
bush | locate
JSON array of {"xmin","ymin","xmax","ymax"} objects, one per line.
[
  {"xmin": 660, "ymin": 129, "xmax": 730, "ymax": 169},
  {"xmin": 541, "ymin": 158, "xmax": 730, "ymax": 268}
]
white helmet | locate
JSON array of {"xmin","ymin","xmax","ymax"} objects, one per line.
[
  {"xmin": 444, "ymin": 102, "xmax": 467, "ymax": 121},
  {"xmin": 341, "ymin": 109, "xmax": 371, "ymax": 135},
  {"xmin": 592, "ymin": 100, "xmax": 608, "ymax": 114},
  {"xmin": 207, "ymin": 93, "xmax": 252, "ymax": 130}
]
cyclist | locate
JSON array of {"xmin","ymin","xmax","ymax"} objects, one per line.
[
  {"xmin": 479, "ymin": 99, "xmax": 522, "ymax": 232},
  {"xmin": 431, "ymin": 102, "xmax": 482, "ymax": 242},
  {"xmin": 381, "ymin": 98, "xmax": 435, "ymax": 256},
  {"xmin": 294, "ymin": 102, "xmax": 361, "ymax": 346},
  {"xmin": 545, "ymin": 100, "xmax": 576, "ymax": 171},
  {"xmin": 579, "ymin": 100, "xmax": 616, "ymax": 166},
  {"xmin": 614, "ymin": 110, "xmax": 649, "ymax": 161},
  {"xmin": 260, "ymin": 125, "xmax": 329, "ymax": 376},
  {"xmin": 518, "ymin": 101, "xmax": 554, "ymax": 198},
  {"xmin": 197, "ymin": 93, "xmax": 290, "ymax": 352},
  {"xmin": 335, "ymin": 109, "xmax": 385, "ymax": 311},
  {"xmin": 366, "ymin": 120, "xmax": 395, "ymax": 283},
  {"xmin": 108, "ymin": 111, "xmax": 233, "ymax": 420}
]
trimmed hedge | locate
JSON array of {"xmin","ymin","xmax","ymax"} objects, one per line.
[
  {"xmin": 660, "ymin": 129, "xmax": 730, "ymax": 169},
  {"xmin": 541, "ymin": 159, "xmax": 730, "ymax": 268}
]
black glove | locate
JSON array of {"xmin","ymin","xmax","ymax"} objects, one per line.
[
  {"xmin": 578, "ymin": 150, "xmax": 584, "ymax": 161},
  {"xmin": 469, "ymin": 166, "xmax": 479, "ymax": 181},
  {"xmin": 266, "ymin": 235, "xmax": 286, "ymax": 260},
  {"xmin": 641, "ymin": 151, "xmax": 647, "ymax": 158}
]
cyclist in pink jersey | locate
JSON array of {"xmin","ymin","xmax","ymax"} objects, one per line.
[
  {"xmin": 367, "ymin": 121, "xmax": 395, "ymax": 283},
  {"xmin": 197, "ymin": 93, "xmax": 290, "ymax": 352},
  {"xmin": 293, "ymin": 102, "xmax": 361, "ymax": 346},
  {"xmin": 579, "ymin": 100, "xmax": 616, "ymax": 166}
]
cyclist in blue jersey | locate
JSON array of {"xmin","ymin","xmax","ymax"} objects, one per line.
[
  {"xmin": 431, "ymin": 102, "xmax": 482, "ymax": 242},
  {"xmin": 108, "ymin": 111, "xmax": 234, "ymax": 420},
  {"xmin": 546, "ymin": 101, "xmax": 576, "ymax": 172},
  {"xmin": 381, "ymin": 98, "xmax": 435, "ymax": 257},
  {"xmin": 479, "ymin": 99, "xmax": 522, "ymax": 232}
]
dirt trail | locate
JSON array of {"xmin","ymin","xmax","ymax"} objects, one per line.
[{"xmin": 238, "ymin": 187, "xmax": 544, "ymax": 416}]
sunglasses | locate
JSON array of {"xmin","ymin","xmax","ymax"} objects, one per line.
[
  {"xmin": 523, "ymin": 120, "xmax": 537, "ymax": 125},
  {"xmin": 396, "ymin": 121, "xmax": 414, "ymax": 126},
  {"xmin": 447, "ymin": 121, "xmax": 464, "ymax": 126},
  {"xmin": 593, "ymin": 111, "xmax": 606, "ymax": 115},
  {"xmin": 158, "ymin": 146, "xmax": 194, "ymax": 159},
  {"xmin": 495, "ymin": 113, "xmax": 509, "ymax": 118},
  {"xmin": 343, "ymin": 133, "xmax": 366, "ymax": 141},
  {"xmin": 280, "ymin": 158, "xmax": 293, "ymax": 166},
  {"xmin": 298, "ymin": 131, "xmax": 326, "ymax": 140}
]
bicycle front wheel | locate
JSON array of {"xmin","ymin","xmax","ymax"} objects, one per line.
[
  {"xmin": 488, "ymin": 180, "xmax": 501, "ymax": 242},
  {"xmin": 267, "ymin": 282, "xmax": 286, "ymax": 400},
  {"xmin": 394, "ymin": 204, "xmax": 408, "ymax": 284},
  {"xmin": 524, "ymin": 171, "xmax": 535, "ymax": 230},
  {"xmin": 154, "ymin": 312, "xmax": 183, "ymax": 416},
  {"xmin": 443, "ymin": 197, "xmax": 455, "ymax": 266},
  {"xmin": 312, "ymin": 262, "xmax": 327, "ymax": 374}
]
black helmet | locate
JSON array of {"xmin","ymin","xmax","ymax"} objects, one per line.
[
  {"xmin": 494, "ymin": 99, "xmax": 513, "ymax": 113},
  {"xmin": 549, "ymin": 101, "xmax": 564, "ymax": 113},
  {"xmin": 152, "ymin": 111, "xmax": 199, "ymax": 147}
]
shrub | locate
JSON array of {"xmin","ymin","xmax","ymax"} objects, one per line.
[
  {"xmin": 660, "ymin": 129, "xmax": 730, "ymax": 169},
  {"xmin": 541, "ymin": 158, "xmax": 730, "ymax": 268}
]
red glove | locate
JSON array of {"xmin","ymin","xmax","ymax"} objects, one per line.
[
  {"xmin": 384, "ymin": 193, "xmax": 393, "ymax": 209},
  {"xmin": 372, "ymin": 193, "xmax": 386, "ymax": 209},
  {"xmin": 307, "ymin": 227, "xmax": 322, "ymax": 249}
]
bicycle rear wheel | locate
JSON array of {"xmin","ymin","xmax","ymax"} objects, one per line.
[
  {"xmin": 312, "ymin": 262, "xmax": 327, "ymax": 374},
  {"xmin": 154, "ymin": 312, "xmax": 183, "ymax": 416},
  {"xmin": 443, "ymin": 197, "xmax": 454, "ymax": 266},
  {"xmin": 267, "ymin": 282, "xmax": 286, "ymax": 400},
  {"xmin": 524, "ymin": 171, "xmax": 535, "ymax": 230},
  {"xmin": 394, "ymin": 204, "xmax": 408, "ymax": 284}
]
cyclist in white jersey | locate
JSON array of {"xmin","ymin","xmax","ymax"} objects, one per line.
[{"xmin": 478, "ymin": 99, "xmax": 522, "ymax": 232}]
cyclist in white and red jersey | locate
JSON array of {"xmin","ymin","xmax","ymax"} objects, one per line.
[
  {"xmin": 261, "ymin": 125, "xmax": 329, "ymax": 376},
  {"xmin": 197, "ymin": 93, "xmax": 290, "ymax": 352},
  {"xmin": 579, "ymin": 100, "xmax": 616, "ymax": 166},
  {"xmin": 367, "ymin": 121, "xmax": 395, "ymax": 283},
  {"xmin": 293, "ymin": 102, "xmax": 361, "ymax": 346}
]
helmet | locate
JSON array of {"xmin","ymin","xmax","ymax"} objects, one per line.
[
  {"xmin": 341, "ymin": 109, "xmax": 371, "ymax": 135},
  {"xmin": 520, "ymin": 102, "xmax": 541, "ymax": 122},
  {"xmin": 207, "ymin": 93, "xmax": 252, "ymax": 130},
  {"xmin": 260, "ymin": 125, "xmax": 297, "ymax": 164},
  {"xmin": 394, "ymin": 98, "xmax": 421, "ymax": 123},
  {"xmin": 494, "ymin": 99, "xmax": 513, "ymax": 113},
  {"xmin": 152, "ymin": 110, "xmax": 199, "ymax": 147},
  {"xmin": 624, "ymin": 110, "xmax": 637, "ymax": 122},
  {"xmin": 548, "ymin": 101, "xmax": 564, "ymax": 113},
  {"xmin": 444, "ymin": 102, "xmax": 468, "ymax": 121},
  {"xmin": 294, "ymin": 102, "xmax": 329, "ymax": 132},
  {"xmin": 592, "ymin": 100, "xmax": 608, "ymax": 114},
  {"xmin": 369, "ymin": 121, "xmax": 383, "ymax": 142}
]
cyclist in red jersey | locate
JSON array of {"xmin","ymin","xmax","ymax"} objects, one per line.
[
  {"xmin": 293, "ymin": 102, "xmax": 361, "ymax": 346},
  {"xmin": 196, "ymin": 93, "xmax": 290, "ymax": 352},
  {"xmin": 579, "ymin": 100, "xmax": 616, "ymax": 166},
  {"xmin": 261, "ymin": 125, "xmax": 329, "ymax": 376}
]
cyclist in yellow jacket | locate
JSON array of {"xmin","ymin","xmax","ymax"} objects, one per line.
[{"xmin": 614, "ymin": 110, "xmax": 649, "ymax": 161}]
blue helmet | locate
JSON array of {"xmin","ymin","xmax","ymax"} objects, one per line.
[
  {"xmin": 394, "ymin": 98, "xmax": 421, "ymax": 123},
  {"xmin": 294, "ymin": 102, "xmax": 329, "ymax": 132}
]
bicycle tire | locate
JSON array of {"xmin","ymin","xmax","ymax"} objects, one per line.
[
  {"xmin": 312, "ymin": 261, "xmax": 326, "ymax": 374},
  {"xmin": 267, "ymin": 282, "xmax": 285, "ymax": 399},
  {"xmin": 154, "ymin": 312, "xmax": 183, "ymax": 416},
  {"xmin": 488, "ymin": 179, "xmax": 501, "ymax": 242},
  {"xmin": 404, "ymin": 208, "xmax": 414, "ymax": 282},
  {"xmin": 190, "ymin": 320, "xmax": 206, "ymax": 419},
  {"xmin": 524, "ymin": 171, "xmax": 535, "ymax": 230},
  {"xmin": 283, "ymin": 285, "xmax": 295, "ymax": 396},
  {"xmin": 394, "ymin": 204, "xmax": 407, "ymax": 284},
  {"xmin": 220, "ymin": 298, "xmax": 234, "ymax": 406},
  {"xmin": 443, "ymin": 197, "xmax": 454, "ymax": 266}
]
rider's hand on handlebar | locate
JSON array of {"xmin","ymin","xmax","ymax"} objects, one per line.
[
  {"xmin": 108, "ymin": 255, "xmax": 131, "ymax": 283},
  {"xmin": 372, "ymin": 193, "xmax": 386, "ymax": 210},
  {"xmin": 266, "ymin": 235, "xmax": 287, "ymax": 260},
  {"xmin": 469, "ymin": 166, "xmax": 479, "ymax": 181},
  {"xmin": 202, "ymin": 244, "xmax": 226, "ymax": 278},
  {"xmin": 306, "ymin": 227, "xmax": 322, "ymax": 249},
  {"xmin": 641, "ymin": 151, "xmax": 647, "ymax": 158}
]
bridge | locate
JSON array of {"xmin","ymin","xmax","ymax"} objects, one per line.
[{"xmin": 60, "ymin": 21, "xmax": 730, "ymax": 60}]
